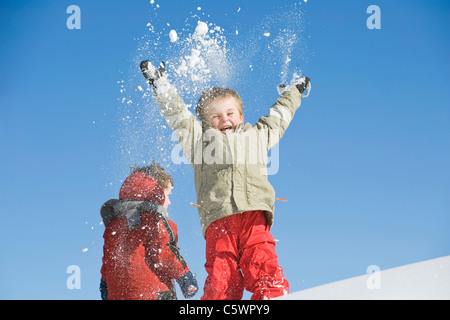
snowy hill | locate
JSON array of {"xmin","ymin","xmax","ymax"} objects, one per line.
[{"xmin": 278, "ymin": 255, "xmax": 450, "ymax": 300}]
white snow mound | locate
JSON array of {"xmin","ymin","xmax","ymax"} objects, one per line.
[{"xmin": 277, "ymin": 255, "xmax": 450, "ymax": 300}]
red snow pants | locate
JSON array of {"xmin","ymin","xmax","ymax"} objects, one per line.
[{"xmin": 201, "ymin": 211, "xmax": 289, "ymax": 300}]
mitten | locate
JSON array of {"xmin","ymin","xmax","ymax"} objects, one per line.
[
  {"xmin": 295, "ymin": 77, "xmax": 310, "ymax": 95},
  {"xmin": 277, "ymin": 77, "xmax": 311, "ymax": 97},
  {"xmin": 100, "ymin": 279, "xmax": 108, "ymax": 300},
  {"xmin": 176, "ymin": 271, "xmax": 198, "ymax": 299},
  {"xmin": 140, "ymin": 60, "xmax": 166, "ymax": 86},
  {"xmin": 263, "ymin": 211, "xmax": 274, "ymax": 230}
]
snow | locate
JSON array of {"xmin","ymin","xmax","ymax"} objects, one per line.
[
  {"xmin": 277, "ymin": 73, "xmax": 306, "ymax": 95},
  {"xmin": 277, "ymin": 255, "xmax": 450, "ymax": 300},
  {"xmin": 160, "ymin": 19, "xmax": 229, "ymax": 99},
  {"xmin": 194, "ymin": 21, "xmax": 209, "ymax": 37},
  {"xmin": 116, "ymin": 3, "xmax": 306, "ymax": 182},
  {"xmin": 169, "ymin": 29, "xmax": 178, "ymax": 42}
]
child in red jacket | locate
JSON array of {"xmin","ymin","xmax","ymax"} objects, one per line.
[{"xmin": 100, "ymin": 162, "xmax": 198, "ymax": 300}]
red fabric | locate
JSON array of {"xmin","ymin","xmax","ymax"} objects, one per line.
[
  {"xmin": 101, "ymin": 172, "xmax": 189, "ymax": 300},
  {"xmin": 118, "ymin": 172, "xmax": 165, "ymax": 205},
  {"xmin": 201, "ymin": 211, "xmax": 289, "ymax": 300}
]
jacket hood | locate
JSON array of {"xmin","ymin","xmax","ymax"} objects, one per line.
[{"xmin": 119, "ymin": 171, "xmax": 165, "ymax": 205}]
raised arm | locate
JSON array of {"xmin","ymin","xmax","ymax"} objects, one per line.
[
  {"xmin": 255, "ymin": 77, "xmax": 311, "ymax": 150},
  {"xmin": 140, "ymin": 61, "xmax": 203, "ymax": 165}
]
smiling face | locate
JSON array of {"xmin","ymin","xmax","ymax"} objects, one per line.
[{"xmin": 204, "ymin": 96, "xmax": 244, "ymax": 134}]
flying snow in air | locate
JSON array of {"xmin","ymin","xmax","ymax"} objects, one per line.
[
  {"xmin": 169, "ymin": 29, "xmax": 178, "ymax": 42},
  {"xmin": 195, "ymin": 21, "xmax": 209, "ymax": 36}
]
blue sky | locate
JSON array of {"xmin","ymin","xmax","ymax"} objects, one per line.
[{"xmin": 0, "ymin": 0, "xmax": 448, "ymax": 299}]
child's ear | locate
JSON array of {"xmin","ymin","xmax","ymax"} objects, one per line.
[{"xmin": 239, "ymin": 114, "xmax": 244, "ymax": 124}]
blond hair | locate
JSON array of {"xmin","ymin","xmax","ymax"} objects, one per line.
[{"xmin": 196, "ymin": 87, "xmax": 243, "ymax": 122}]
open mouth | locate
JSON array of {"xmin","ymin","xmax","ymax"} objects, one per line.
[{"xmin": 220, "ymin": 126, "xmax": 233, "ymax": 134}]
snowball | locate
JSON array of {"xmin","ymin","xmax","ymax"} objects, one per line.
[
  {"xmin": 263, "ymin": 32, "xmax": 271, "ymax": 37},
  {"xmin": 169, "ymin": 29, "xmax": 178, "ymax": 42},
  {"xmin": 195, "ymin": 21, "xmax": 209, "ymax": 36}
]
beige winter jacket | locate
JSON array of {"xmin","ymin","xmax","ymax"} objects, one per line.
[{"xmin": 153, "ymin": 78, "xmax": 303, "ymax": 237}]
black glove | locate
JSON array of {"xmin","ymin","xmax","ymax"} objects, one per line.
[
  {"xmin": 140, "ymin": 60, "xmax": 166, "ymax": 86},
  {"xmin": 100, "ymin": 279, "xmax": 108, "ymax": 300},
  {"xmin": 296, "ymin": 77, "xmax": 310, "ymax": 94},
  {"xmin": 177, "ymin": 271, "xmax": 198, "ymax": 299}
]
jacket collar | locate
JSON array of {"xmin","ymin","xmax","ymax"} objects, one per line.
[{"xmin": 100, "ymin": 199, "xmax": 167, "ymax": 230}]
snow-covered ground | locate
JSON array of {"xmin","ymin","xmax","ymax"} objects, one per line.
[{"xmin": 278, "ymin": 255, "xmax": 450, "ymax": 300}]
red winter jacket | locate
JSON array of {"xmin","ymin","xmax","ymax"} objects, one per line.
[{"xmin": 100, "ymin": 172, "xmax": 190, "ymax": 300}]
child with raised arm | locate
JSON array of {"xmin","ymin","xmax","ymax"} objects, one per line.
[{"xmin": 140, "ymin": 61, "xmax": 310, "ymax": 300}]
